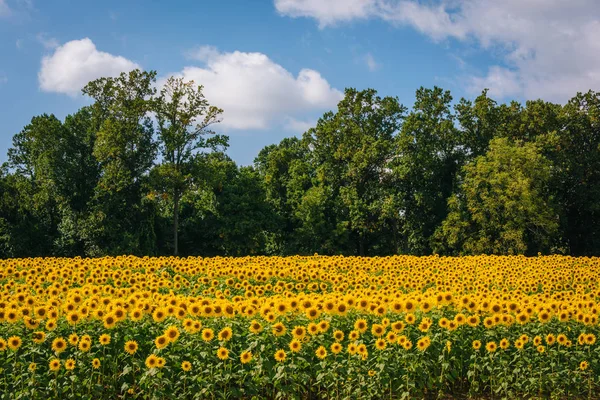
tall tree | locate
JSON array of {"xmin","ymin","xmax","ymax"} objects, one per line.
[
  {"xmin": 303, "ymin": 88, "xmax": 406, "ymax": 255},
  {"xmin": 549, "ymin": 91, "xmax": 600, "ymax": 255},
  {"xmin": 254, "ymin": 137, "xmax": 311, "ymax": 254},
  {"xmin": 434, "ymin": 138, "xmax": 559, "ymax": 255},
  {"xmin": 153, "ymin": 77, "xmax": 226, "ymax": 255},
  {"xmin": 394, "ymin": 87, "xmax": 462, "ymax": 254},
  {"xmin": 81, "ymin": 69, "xmax": 158, "ymax": 255}
]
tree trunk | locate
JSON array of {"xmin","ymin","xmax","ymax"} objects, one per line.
[
  {"xmin": 359, "ymin": 234, "xmax": 365, "ymax": 256},
  {"xmin": 173, "ymin": 190, "xmax": 180, "ymax": 256}
]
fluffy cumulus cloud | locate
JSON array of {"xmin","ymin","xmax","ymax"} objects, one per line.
[
  {"xmin": 170, "ymin": 46, "xmax": 342, "ymax": 130},
  {"xmin": 275, "ymin": 0, "xmax": 600, "ymax": 102},
  {"xmin": 38, "ymin": 38, "xmax": 140, "ymax": 96}
]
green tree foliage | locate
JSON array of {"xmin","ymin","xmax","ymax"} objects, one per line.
[
  {"xmin": 434, "ymin": 138, "xmax": 559, "ymax": 255},
  {"xmin": 550, "ymin": 91, "xmax": 600, "ymax": 255},
  {"xmin": 301, "ymin": 88, "xmax": 406, "ymax": 255},
  {"xmin": 80, "ymin": 69, "xmax": 158, "ymax": 256},
  {"xmin": 394, "ymin": 87, "xmax": 462, "ymax": 254},
  {"xmin": 1, "ymin": 69, "xmax": 600, "ymax": 257},
  {"xmin": 152, "ymin": 76, "xmax": 226, "ymax": 255}
]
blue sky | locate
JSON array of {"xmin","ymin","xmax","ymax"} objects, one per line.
[{"xmin": 1, "ymin": 0, "xmax": 599, "ymax": 165}]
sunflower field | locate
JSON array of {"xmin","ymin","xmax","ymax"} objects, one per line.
[{"xmin": 1, "ymin": 255, "xmax": 600, "ymax": 399}]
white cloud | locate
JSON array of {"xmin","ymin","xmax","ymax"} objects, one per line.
[
  {"xmin": 276, "ymin": 0, "xmax": 600, "ymax": 102},
  {"xmin": 467, "ymin": 66, "xmax": 521, "ymax": 99},
  {"xmin": 283, "ymin": 116, "xmax": 315, "ymax": 133},
  {"xmin": 364, "ymin": 53, "xmax": 379, "ymax": 71},
  {"xmin": 0, "ymin": 0, "xmax": 10, "ymax": 17},
  {"xmin": 166, "ymin": 46, "xmax": 342, "ymax": 130},
  {"xmin": 36, "ymin": 33, "xmax": 59, "ymax": 49},
  {"xmin": 274, "ymin": 0, "xmax": 377, "ymax": 28},
  {"xmin": 39, "ymin": 38, "xmax": 140, "ymax": 96},
  {"xmin": 0, "ymin": 73, "xmax": 7, "ymax": 85}
]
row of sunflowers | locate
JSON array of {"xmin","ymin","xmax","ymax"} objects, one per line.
[{"xmin": 1, "ymin": 255, "xmax": 600, "ymax": 399}]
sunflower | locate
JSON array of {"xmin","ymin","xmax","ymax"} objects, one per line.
[
  {"xmin": 307, "ymin": 323, "xmax": 319, "ymax": 336},
  {"xmin": 580, "ymin": 361, "xmax": 589, "ymax": 371},
  {"xmin": 315, "ymin": 345, "xmax": 327, "ymax": 360},
  {"xmin": 546, "ymin": 334, "xmax": 556, "ymax": 345},
  {"xmin": 368, "ymin": 370, "xmax": 376, "ymax": 377},
  {"xmin": 52, "ymin": 337, "xmax": 67, "ymax": 353},
  {"xmin": 24, "ymin": 317, "xmax": 40, "ymax": 330},
  {"xmin": 45, "ymin": 319, "xmax": 57, "ymax": 331},
  {"xmin": 8, "ymin": 336, "xmax": 21, "ymax": 351},
  {"xmin": 537, "ymin": 345, "xmax": 545, "ymax": 354},
  {"xmin": 416, "ymin": 337, "xmax": 430, "ymax": 352},
  {"xmin": 103, "ymin": 313, "xmax": 117, "ymax": 329},
  {"xmin": 99, "ymin": 334, "xmax": 111, "ymax": 346},
  {"xmin": 557, "ymin": 334, "xmax": 568, "ymax": 345},
  {"xmin": 67, "ymin": 311, "xmax": 81, "ymax": 326},
  {"xmin": 438, "ymin": 318, "xmax": 449, "ymax": 329},
  {"xmin": 201, "ymin": 328, "xmax": 215, "ymax": 342},
  {"xmin": 218, "ymin": 327, "xmax": 233, "ymax": 342},
  {"xmin": 28, "ymin": 362, "xmax": 36, "ymax": 372},
  {"xmin": 65, "ymin": 359, "xmax": 76, "ymax": 371},
  {"xmin": 516, "ymin": 312, "xmax": 529, "ymax": 325},
  {"xmin": 538, "ymin": 310, "xmax": 551, "ymax": 323},
  {"xmin": 165, "ymin": 326, "xmax": 181, "ymax": 343},
  {"xmin": 349, "ymin": 330, "xmax": 360, "ymax": 340},
  {"xmin": 289, "ymin": 339, "xmax": 302, "ymax": 353},
  {"xmin": 274, "ymin": 349, "xmax": 286, "ymax": 362},
  {"xmin": 318, "ymin": 320, "xmax": 330, "ymax": 333},
  {"xmin": 130, "ymin": 310, "xmax": 143, "ymax": 322},
  {"xmin": 371, "ymin": 324, "xmax": 385, "ymax": 337},
  {"xmin": 249, "ymin": 320, "xmax": 262, "ymax": 334},
  {"xmin": 240, "ymin": 351, "xmax": 253, "ymax": 364},
  {"xmin": 0, "ymin": 338, "xmax": 6, "ymax": 352},
  {"xmin": 156, "ymin": 357, "xmax": 166, "ymax": 368},
  {"xmin": 217, "ymin": 347, "xmax": 229, "ymax": 360},
  {"xmin": 68, "ymin": 334, "xmax": 79, "ymax": 346},
  {"xmin": 145, "ymin": 354, "xmax": 158, "ymax": 369},
  {"xmin": 391, "ymin": 321, "xmax": 405, "ymax": 332},
  {"xmin": 124, "ymin": 340, "xmax": 138, "ymax": 355},
  {"xmin": 500, "ymin": 338, "xmax": 510, "ymax": 350},
  {"xmin": 91, "ymin": 358, "xmax": 100, "ymax": 369},
  {"xmin": 585, "ymin": 333, "xmax": 596, "ymax": 345},
  {"xmin": 375, "ymin": 339, "xmax": 386, "ymax": 350},
  {"xmin": 181, "ymin": 361, "xmax": 192, "ymax": 371},
  {"xmin": 357, "ymin": 344, "xmax": 367, "ymax": 355},
  {"xmin": 32, "ymin": 331, "xmax": 46, "ymax": 344},
  {"xmin": 386, "ymin": 332, "xmax": 397, "ymax": 343},
  {"xmin": 472, "ymin": 340, "xmax": 481, "ymax": 350},
  {"xmin": 354, "ymin": 319, "xmax": 368, "ymax": 333},
  {"xmin": 152, "ymin": 308, "xmax": 167, "ymax": 323},
  {"xmin": 467, "ymin": 315, "xmax": 480, "ymax": 327},
  {"xmin": 331, "ymin": 330, "xmax": 343, "ymax": 342},
  {"xmin": 347, "ymin": 343, "xmax": 358, "ymax": 355},
  {"xmin": 305, "ymin": 307, "xmax": 320, "ymax": 320},
  {"xmin": 79, "ymin": 339, "xmax": 91, "ymax": 352},
  {"xmin": 49, "ymin": 359, "xmax": 61, "ymax": 372},
  {"xmin": 331, "ymin": 342, "xmax": 342, "ymax": 354},
  {"xmin": 272, "ymin": 322, "xmax": 286, "ymax": 337},
  {"xmin": 485, "ymin": 342, "xmax": 497, "ymax": 353}
]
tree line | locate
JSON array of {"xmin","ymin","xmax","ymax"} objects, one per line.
[{"xmin": 1, "ymin": 69, "xmax": 599, "ymax": 258}]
